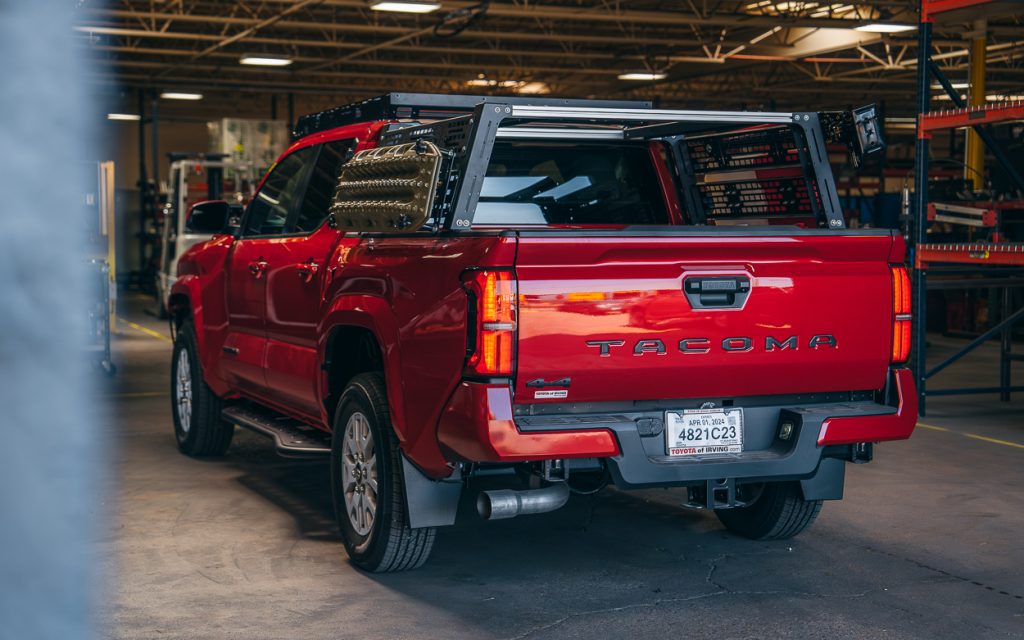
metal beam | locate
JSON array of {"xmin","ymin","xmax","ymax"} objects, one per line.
[
  {"xmin": 84, "ymin": 3, "xmax": 916, "ymax": 31},
  {"xmin": 155, "ymin": 0, "xmax": 326, "ymax": 77},
  {"xmin": 88, "ymin": 45, "xmax": 625, "ymax": 76},
  {"xmin": 75, "ymin": 19, "xmax": 763, "ymax": 49}
]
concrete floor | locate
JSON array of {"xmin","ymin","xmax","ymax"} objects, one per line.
[{"xmin": 102, "ymin": 296, "xmax": 1024, "ymax": 639}]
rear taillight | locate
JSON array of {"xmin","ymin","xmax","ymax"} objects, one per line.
[
  {"xmin": 464, "ymin": 270, "xmax": 517, "ymax": 377},
  {"xmin": 890, "ymin": 265, "xmax": 912, "ymax": 364}
]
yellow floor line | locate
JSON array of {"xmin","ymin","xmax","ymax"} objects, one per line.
[
  {"xmin": 961, "ymin": 432, "xmax": 1024, "ymax": 450},
  {"xmin": 916, "ymin": 422, "xmax": 950, "ymax": 433},
  {"xmin": 918, "ymin": 421, "xmax": 1023, "ymax": 450},
  {"xmin": 119, "ymin": 319, "xmax": 172, "ymax": 343}
]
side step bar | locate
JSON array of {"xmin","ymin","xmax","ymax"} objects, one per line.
[{"xmin": 222, "ymin": 405, "xmax": 331, "ymax": 459}]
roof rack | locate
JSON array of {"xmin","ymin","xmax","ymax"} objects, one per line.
[{"xmin": 291, "ymin": 92, "xmax": 653, "ymax": 140}]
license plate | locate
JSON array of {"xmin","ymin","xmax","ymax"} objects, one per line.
[{"xmin": 665, "ymin": 408, "xmax": 743, "ymax": 457}]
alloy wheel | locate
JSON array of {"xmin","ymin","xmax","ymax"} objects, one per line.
[{"xmin": 342, "ymin": 411, "xmax": 378, "ymax": 536}]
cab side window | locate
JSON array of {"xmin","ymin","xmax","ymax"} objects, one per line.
[
  {"xmin": 244, "ymin": 146, "xmax": 315, "ymax": 237},
  {"xmin": 291, "ymin": 139, "xmax": 356, "ymax": 233}
]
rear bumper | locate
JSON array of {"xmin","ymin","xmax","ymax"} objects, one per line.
[{"xmin": 437, "ymin": 369, "xmax": 917, "ymax": 488}]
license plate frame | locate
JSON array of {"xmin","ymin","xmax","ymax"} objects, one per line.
[{"xmin": 665, "ymin": 407, "xmax": 744, "ymax": 457}]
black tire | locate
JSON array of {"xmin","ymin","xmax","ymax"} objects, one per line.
[
  {"xmin": 330, "ymin": 373, "xmax": 436, "ymax": 572},
  {"xmin": 715, "ymin": 481, "xmax": 822, "ymax": 541},
  {"xmin": 170, "ymin": 320, "xmax": 233, "ymax": 456}
]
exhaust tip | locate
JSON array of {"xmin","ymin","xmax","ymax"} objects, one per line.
[
  {"xmin": 476, "ymin": 492, "xmax": 493, "ymax": 520},
  {"xmin": 477, "ymin": 483, "xmax": 569, "ymax": 521}
]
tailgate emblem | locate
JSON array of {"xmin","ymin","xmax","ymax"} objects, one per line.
[
  {"xmin": 526, "ymin": 377, "xmax": 571, "ymax": 388},
  {"xmin": 586, "ymin": 335, "xmax": 837, "ymax": 356}
]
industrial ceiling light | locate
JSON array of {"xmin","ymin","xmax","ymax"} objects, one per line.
[
  {"xmin": 931, "ymin": 82, "xmax": 969, "ymax": 89},
  {"xmin": 618, "ymin": 72, "xmax": 667, "ymax": 81},
  {"xmin": 465, "ymin": 77, "xmax": 550, "ymax": 94},
  {"xmin": 107, "ymin": 113, "xmax": 141, "ymax": 121},
  {"xmin": 467, "ymin": 78, "xmax": 521, "ymax": 88},
  {"xmin": 369, "ymin": 1, "xmax": 441, "ymax": 13},
  {"xmin": 160, "ymin": 92, "xmax": 204, "ymax": 100},
  {"xmin": 515, "ymin": 82, "xmax": 549, "ymax": 95},
  {"xmin": 239, "ymin": 55, "xmax": 293, "ymax": 67},
  {"xmin": 855, "ymin": 23, "xmax": 915, "ymax": 33}
]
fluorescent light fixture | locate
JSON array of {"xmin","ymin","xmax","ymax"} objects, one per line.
[
  {"xmin": 107, "ymin": 113, "xmax": 141, "ymax": 121},
  {"xmin": 855, "ymin": 23, "xmax": 915, "ymax": 33},
  {"xmin": 931, "ymin": 82, "xmax": 969, "ymax": 89},
  {"xmin": 515, "ymin": 82, "xmax": 549, "ymax": 95},
  {"xmin": 369, "ymin": 1, "xmax": 441, "ymax": 12},
  {"xmin": 467, "ymin": 78, "xmax": 521, "ymax": 88},
  {"xmin": 240, "ymin": 55, "xmax": 293, "ymax": 67},
  {"xmin": 160, "ymin": 91, "xmax": 203, "ymax": 100},
  {"xmin": 618, "ymin": 72, "xmax": 667, "ymax": 81},
  {"xmin": 465, "ymin": 78, "xmax": 550, "ymax": 94}
]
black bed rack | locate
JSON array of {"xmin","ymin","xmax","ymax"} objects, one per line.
[{"xmin": 291, "ymin": 92, "xmax": 653, "ymax": 140}]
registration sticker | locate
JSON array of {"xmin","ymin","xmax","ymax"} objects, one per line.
[{"xmin": 665, "ymin": 408, "xmax": 743, "ymax": 457}]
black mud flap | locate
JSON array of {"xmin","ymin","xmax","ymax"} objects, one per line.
[
  {"xmin": 799, "ymin": 457, "xmax": 846, "ymax": 501},
  {"xmin": 401, "ymin": 455, "xmax": 462, "ymax": 528}
]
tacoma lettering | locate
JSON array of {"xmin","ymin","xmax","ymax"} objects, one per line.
[{"xmin": 590, "ymin": 334, "xmax": 837, "ymax": 355}]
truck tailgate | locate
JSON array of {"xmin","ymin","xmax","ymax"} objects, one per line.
[{"xmin": 513, "ymin": 230, "xmax": 895, "ymax": 405}]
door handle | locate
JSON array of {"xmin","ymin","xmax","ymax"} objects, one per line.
[
  {"xmin": 296, "ymin": 259, "xmax": 320, "ymax": 283},
  {"xmin": 248, "ymin": 258, "xmax": 268, "ymax": 278},
  {"xmin": 683, "ymin": 276, "xmax": 751, "ymax": 309}
]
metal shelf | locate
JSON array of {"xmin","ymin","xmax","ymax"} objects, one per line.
[
  {"xmin": 910, "ymin": 0, "xmax": 1024, "ymax": 414},
  {"xmin": 919, "ymin": 101, "xmax": 1024, "ymax": 134}
]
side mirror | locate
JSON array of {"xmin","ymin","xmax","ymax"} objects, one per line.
[{"xmin": 185, "ymin": 200, "xmax": 231, "ymax": 234}]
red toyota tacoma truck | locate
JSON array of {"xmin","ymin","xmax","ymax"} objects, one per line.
[{"xmin": 168, "ymin": 93, "xmax": 917, "ymax": 572}]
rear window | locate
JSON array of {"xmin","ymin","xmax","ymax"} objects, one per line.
[{"xmin": 473, "ymin": 141, "xmax": 668, "ymax": 226}]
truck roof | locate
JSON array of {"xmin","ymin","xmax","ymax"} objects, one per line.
[{"xmin": 291, "ymin": 92, "xmax": 654, "ymax": 140}]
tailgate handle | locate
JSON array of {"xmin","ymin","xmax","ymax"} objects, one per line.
[{"xmin": 684, "ymin": 276, "xmax": 751, "ymax": 309}]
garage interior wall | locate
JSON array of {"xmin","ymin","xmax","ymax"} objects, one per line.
[{"xmin": 102, "ymin": 119, "xmax": 212, "ymax": 190}]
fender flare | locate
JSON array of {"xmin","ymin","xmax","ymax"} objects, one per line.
[
  {"xmin": 318, "ymin": 295, "xmax": 406, "ymax": 441},
  {"xmin": 169, "ymin": 275, "xmax": 205, "ymax": 355}
]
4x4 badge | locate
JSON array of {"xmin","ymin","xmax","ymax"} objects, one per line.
[{"xmin": 526, "ymin": 377, "xmax": 571, "ymax": 388}]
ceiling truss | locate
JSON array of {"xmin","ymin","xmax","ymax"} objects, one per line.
[{"xmin": 76, "ymin": 0, "xmax": 1024, "ymax": 118}]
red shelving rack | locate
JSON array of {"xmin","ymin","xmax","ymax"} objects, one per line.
[
  {"xmin": 911, "ymin": 0, "xmax": 1024, "ymax": 413},
  {"xmin": 919, "ymin": 102, "xmax": 1024, "ymax": 135}
]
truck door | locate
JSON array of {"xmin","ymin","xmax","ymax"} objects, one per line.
[
  {"xmin": 223, "ymin": 146, "xmax": 316, "ymax": 394},
  {"xmin": 262, "ymin": 138, "xmax": 359, "ymax": 417}
]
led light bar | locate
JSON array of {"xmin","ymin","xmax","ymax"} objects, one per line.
[
  {"xmin": 854, "ymin": 23, "xmax": 915, "ymax": 33},
  {"xmin": 618, "ymin": 72, "xmax": 667, "ymax": 81},
  {"xmin": 369, "ymin": 1, "xmax": 441, "ymax": 13},
  {"xmin": 160, "ymin": 92, "xmax": 203, "ymax": 101},
  {"xmin": 240, "ymin": 55, "xmax": 293, "ymax": 67}
]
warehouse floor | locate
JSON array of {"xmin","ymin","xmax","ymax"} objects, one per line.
[{"xmin": 102, "ymin": 296, "xmax": 1024, "ymax": 640}]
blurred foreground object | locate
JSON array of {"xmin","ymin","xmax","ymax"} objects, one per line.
[{"xmin": 0, "ymin": 3, "xmax": 103, "ymax": 639}]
